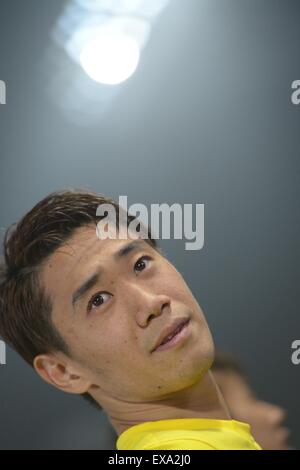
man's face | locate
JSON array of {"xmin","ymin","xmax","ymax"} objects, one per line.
[
  {"xmin": 41, "ymin": 225, "xmax": 214, "ymax": 403},
  {"xmin": 213, "ymin": 370, "xmax": 290, "ymax": 450}
]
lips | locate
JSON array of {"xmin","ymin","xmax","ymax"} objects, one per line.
[{"xmin": 151, "ymin": 318, "xmax": 190, "ymax": 352}]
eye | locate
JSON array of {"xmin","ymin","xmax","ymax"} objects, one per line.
[
  {"xmin": 134, "ymin": 255, "xmax": 151, "ymax": 273},
  {"xmin": 87, "ymin": 292, "xmax": 112, "ymax": 312}
]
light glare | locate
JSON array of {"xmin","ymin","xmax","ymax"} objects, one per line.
[{"xmin": 80, "ymin": 33, "xmax": 140, "ymax": 85}]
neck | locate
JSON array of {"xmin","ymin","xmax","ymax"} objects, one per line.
[{"xmin": 94, "ymin": 371, "xmax": 231, "ymax": 436}]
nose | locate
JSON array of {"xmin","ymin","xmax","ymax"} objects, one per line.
[{"xmin": 128, "ymin": 283, "xmax": 171, "ymax": 327}]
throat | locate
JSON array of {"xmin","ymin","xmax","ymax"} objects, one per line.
[{"xmin": 105, "ymin": 371, "xmax": 231, "ymax": 436}]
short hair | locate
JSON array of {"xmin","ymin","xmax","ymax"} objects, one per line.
[{"xmin": 0, "ymin": 189, "xmax": 158, "ymax": 410}]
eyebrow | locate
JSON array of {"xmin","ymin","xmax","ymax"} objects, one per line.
[{"xmin": 71, "ymin": 239, "xmax": 146, "ymax": 310}]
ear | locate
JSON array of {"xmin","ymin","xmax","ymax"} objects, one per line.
[{"xmin": 33, "ymin": 353, "xmax": 92, "ymax": 395}]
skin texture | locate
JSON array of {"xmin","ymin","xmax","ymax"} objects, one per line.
[
  {"xmin": 213, "ymin": 370, "xmax": 290, "ymax": 450},
  {"xmin": 34, "ymin": 225, "xmax": 230, "ymax": 435}
]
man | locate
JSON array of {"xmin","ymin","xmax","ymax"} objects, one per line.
[
  {"xmin": 0, "ymin": 189, "xmax": 261, "ymax": 450},
  {"xmin": 212, "ymin": 353, "xmax": 290, "ymax": 450}
]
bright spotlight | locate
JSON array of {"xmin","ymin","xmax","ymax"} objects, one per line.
[{"xmin": 80, "ymin": 33, "xmax": 140, "ymax": 85}]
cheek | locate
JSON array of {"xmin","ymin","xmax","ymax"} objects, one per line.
[
  {"xmin": 158, "ymin": 268, "xmax": 194, "ymax": 301},
  {"xmin": 170, "ymin": 274, "xmax": 201, "ymax": 312},
  {"xmin": 70, "ymin": 318, "xmax": 136, "ymax": 366}
]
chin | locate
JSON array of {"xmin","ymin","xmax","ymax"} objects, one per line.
[
  {"xmin": 193, "ymin": 329, "xmax": 215, "ymax": 369},
  {"xmin": 174, "ymin": 346, "xmax": 215, "ymax": 390}
]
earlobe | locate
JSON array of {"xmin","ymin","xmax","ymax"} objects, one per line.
[{"xmin": 33, "ymin": 354, "xmax": 91, "ymax": 395}]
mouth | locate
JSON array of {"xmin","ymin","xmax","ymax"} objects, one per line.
[{"xmin": 151, "ymin": 318, "xmax": 190, "ymax": 353}]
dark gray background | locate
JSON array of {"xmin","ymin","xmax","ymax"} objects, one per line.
[{"xmin": 0, "ymin": 0, "xmax": 299, "ymax": 449}]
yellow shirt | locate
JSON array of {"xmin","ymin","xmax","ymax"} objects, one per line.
[{"xmin": 116, "ymin": 418, "xmax": 262, "ymax": 450}]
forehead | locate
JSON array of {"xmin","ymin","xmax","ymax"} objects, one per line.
[{"xmin": 40, "ymin": 225, "xmax": 151, "ymax": 304}]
